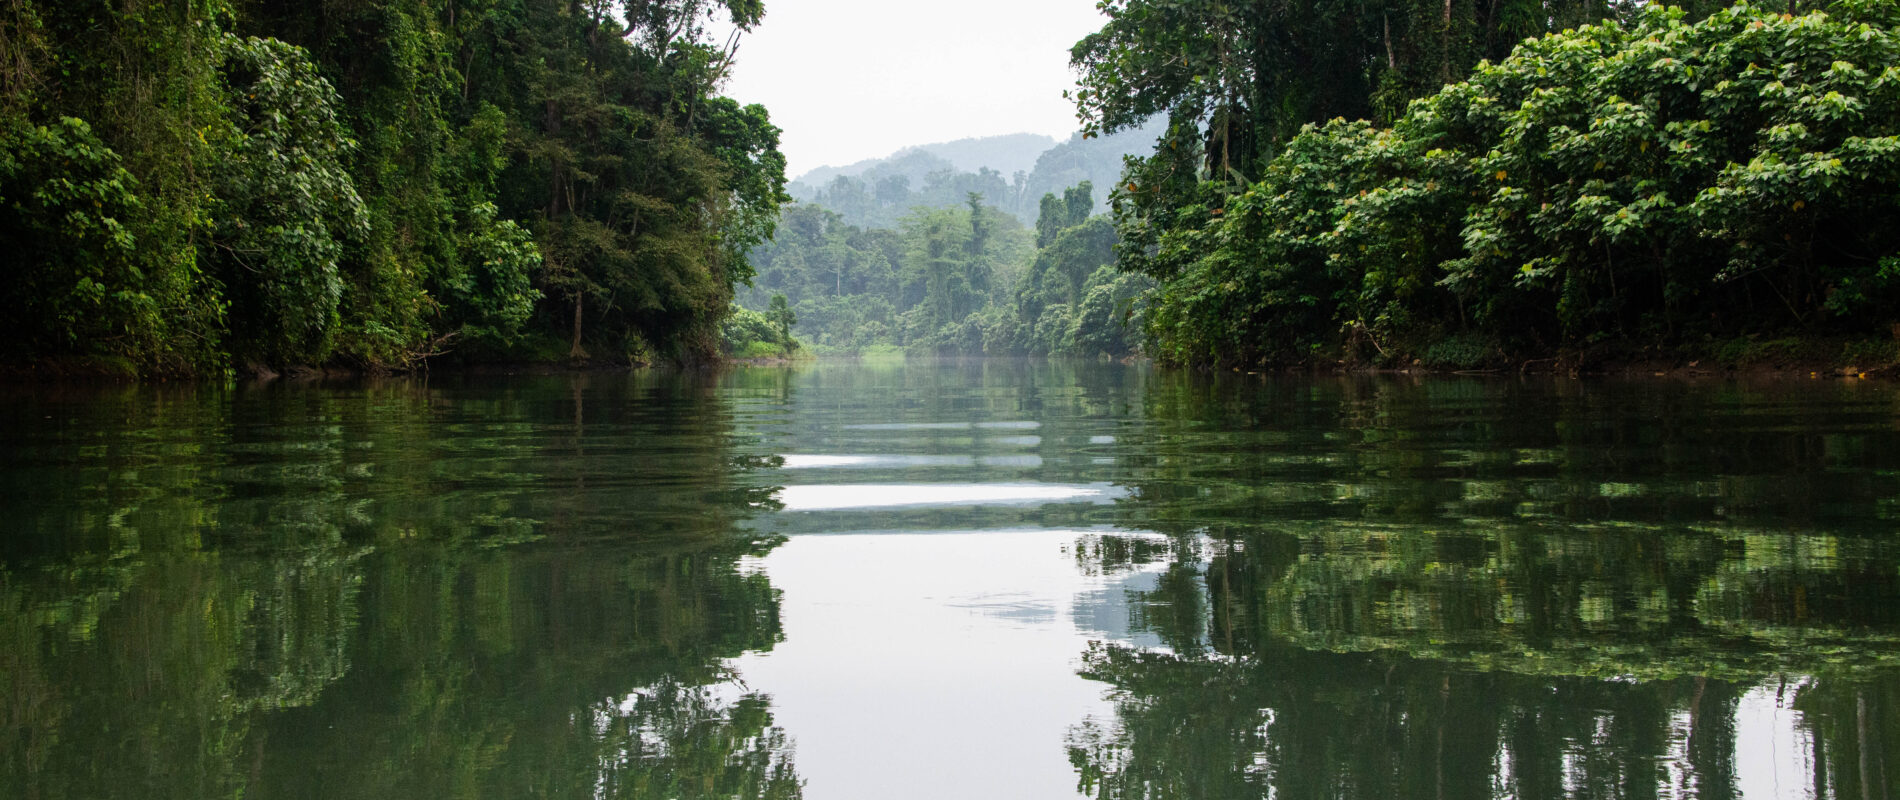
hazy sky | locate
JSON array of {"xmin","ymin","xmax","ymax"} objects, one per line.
[{"xmin": 716, "ymin": 0, "xmax": 1109, "ymax": 180}]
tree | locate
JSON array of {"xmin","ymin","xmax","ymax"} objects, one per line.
[
  {"xmin": 1035, "ymin": 181, "xmax": 1095, "ymax": 248},
  {"xmin": 767, "ymin": 293, "xmax": 797, "ymax": 353},
  {"xmin": 1069, "ymin": 0, "xmax": 1628, "ymax": 282},
  {"xmin": 1036, "ymin": 192, "xmax": 1067, "ymax": 247},
  {"xmin": 213, "ymin": 35, "xmax": 368, "ymax": 366}
]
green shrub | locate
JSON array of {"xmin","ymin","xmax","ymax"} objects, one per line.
[
  {"xmin": 720, "ymin": 304, "xmax": 797, "ymax": 357},
  {"xmin": 0, "ymin": 117, "xmax": 161, "ymax": 361},
  {"xmin": 1421, "ymin": 333, "xmax": 1501, "ymax": 369},
  {"xmin": 212, "ymin": 35, "xmax": 367, "ymax": 366}
]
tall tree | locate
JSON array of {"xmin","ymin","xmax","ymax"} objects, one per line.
[{"xmin": 1069, "ymin": 0, "xmax": 1628, "ymax": 281}]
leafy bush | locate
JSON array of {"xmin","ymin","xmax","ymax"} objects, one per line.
[
  {"xmin": 0, "ymin": 117, "xmax": 162, "ymax": 363},
  {"xmin": 720, "ymin": 304, "xmax": 797, "ymax": 358},
  {"xmin": 448, "ymin": 203, "xmax": 541, "ymax": 348},
  {"xmin": 1069, "ymin": 267, "xmax": 1153, "ymax": 357},
  {"xmin": 212, "ymin": 35, "xmax": 368, "ymax": 366}
]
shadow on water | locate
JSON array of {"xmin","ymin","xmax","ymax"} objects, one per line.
[{"xmin": 0, "ymin": 372, "xmax": 801, "ymax": 800}]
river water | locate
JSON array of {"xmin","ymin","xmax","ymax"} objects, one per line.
[{"xmin": 4, "ymin": 360, "xmax": 1898, "ymax": 799}]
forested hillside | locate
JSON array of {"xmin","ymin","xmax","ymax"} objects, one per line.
[
  {"xmin": 794, "ymin": 152, "xmax": 1016, "ymax": 230},
  {"xmin": 790, "ymin": 119, "xmax": 1164, "ymax": 228},
  {"xmin": 1, "ymin": 0, "xmax": 786, "ymax": 374},
  {"xmin": 742, "ymin": 125, "xmax": 1162, "ymax": 359},
  {"xmin": 1077, "ymin": 0, "xmax": 1900, "ymax": 368},
  {"xmin": 791, "ymin": 132, "xmax": 1057, "ymax": 192}
]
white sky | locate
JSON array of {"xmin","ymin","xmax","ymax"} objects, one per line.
[{"xmin": 715, "ymin": 0, "xmax": 1109, "ymax": 180}]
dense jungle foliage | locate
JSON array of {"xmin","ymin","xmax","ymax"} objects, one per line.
[
  {"xmin": 0, "ymin": 0, "xmax": 787, "ymax": 374},
  {"xmin": 1079, "ymin": 0, "xmax": 1900, "ymax": 367},
  {"xmin": 15, "ymin": 0, "xmax": 1897, "ymax": 374},
  {"xmin": 738, "ymin": 184, "xmax": 1150, "ymax": 358}
]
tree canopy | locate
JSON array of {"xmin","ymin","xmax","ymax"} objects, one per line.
[
  {"xmin": 1100, "ymin": 1, "xmax": 1900, "ymax": 367},
  {"xmin": 0, "ymin": 0, "xmax": 787, "ymax": 373}
]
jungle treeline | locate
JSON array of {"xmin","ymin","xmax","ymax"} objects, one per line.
[
  {"xmin": 737, "ymin": 123, "xmax": 1163, "ymax": 359},
  {"xmin": 1, "ymin": 0, "xmax": 787, "ymax": 374},
  {"xmin": 1076, "ymin": 0, "xmax": 1900, "ymax": 368},
  {"xmin": 737, "ymin": 185, "xmax": 1150, "ymax": 359},
  {"xmin": 11, "ymin": 0, "xmax": 1900, "ymax": 374}
]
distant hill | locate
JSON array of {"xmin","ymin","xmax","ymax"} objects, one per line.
[
  {"xmin": 791, "ymin": 156, "xmax": 886, "ymax": 192},
  {"xmin": 786, "ymin": 119, "xmax": 1165, "ymax": 228},
  {"xmin": 791, "ymin": 132, "xmax": 1058, "ymax": 191},
  {"xmin": 1006, "ymin": 117, "xmax": 1166, "ymax": 219},
  {"xmin": 896, "ymin": 132, "xmax": 1058, "ymax": 177}
]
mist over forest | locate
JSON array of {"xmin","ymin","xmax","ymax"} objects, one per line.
[
  {"xmin": 783, "ymin": 121, "xmax": 1162, "ymax": 228},
  {"xmin": 791, "ymin": 132, "xmax": 1059, "ymax": 197}
]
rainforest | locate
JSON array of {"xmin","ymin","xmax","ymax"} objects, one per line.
[
  {"xmin": 6, "ymin": 0, "xmax": 1900, "ymax": 372},
  {"xmin": 1, "ymin": 0, "xmax": 786, "ymax": 374},
  {"xmin": 729, "ymin": 0, "xmax": 1900, "ymax": 371},
  {"xmin": 13, "ymin": 3, "xmax": 1900, "ymax": 797},
  {"xmin": 1110, "ymin": 0, "xmax": 1900, "ymax": 370}
]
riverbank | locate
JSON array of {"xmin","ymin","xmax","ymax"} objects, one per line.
[
  {"xmin": 0, "ymin": 352, "xmax": 814, "ymax": 382},
  {"xmin": 1337, "ymin": 336, "xmax": 1900, "ymax": 381},
  {"xmin": 11, "ymin": 334, "xmax": 1900, "ymax": 383}
]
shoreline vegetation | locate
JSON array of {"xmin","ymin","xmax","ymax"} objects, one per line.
[
  {"xmin": 6, "ymin": 1, "xmax": 1900, "ymax": 380},
  {"xmin": 12, "ymin": 338, "xmax": 1900, "ymax": 383},
  {"xmin": 1113, "ymin": 2, "xmax": 1900, "ymax": 373},
  {"xmin": 737, "ymin": 0, "xmax": 1900, "ymax": 376},
  {"xmin": 2, "ymin": 1, "xmax": 788, "ymax": 377}
]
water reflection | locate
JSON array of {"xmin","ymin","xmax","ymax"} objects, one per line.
[
  {"xmin": 840, "ymin": 421, "xmax": 1042, "ymax": 430},
  {"xmin": 781, "ymin": 454, "xmax": 1046, "ymax": 469},
  {"xmin": 7, "ymin": 363, "xmax": 1900, "ymax": 799},
  {"xmin": 1060, "ymin": 371, "xmax": 1900, "ymax": 800},
  {"xmin": 0, "ymin": 374, "xmax": 802, "ymax": 799},
  {"xmin": 732, "ymin": 530, "xmax": 1125, "ymax": 800},
  {"xmin": 776, "ymin": 482, "xmax": 1120, "ymax": 511},
  {"xmin": 1070, "ymin": 635, "xmax": 1895, "ymax": 800}
]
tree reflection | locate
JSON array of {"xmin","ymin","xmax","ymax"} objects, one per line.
[
  {"xmin": 1070, "ymin": 523, "xmax": 1900, "ymax": 800},
  {"xmin": 1071, "ymin": 373, "xmax": 1900, "ymax": 799},
  {"xmin": 0, "ymin": 374, "xmax": 801, "ymax": 799}
]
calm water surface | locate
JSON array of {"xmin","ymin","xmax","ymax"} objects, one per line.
[{"xmin": 4, "ymin": 360, "xmax": 1899, "ymax": 799}]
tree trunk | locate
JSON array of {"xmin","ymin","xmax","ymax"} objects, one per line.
[
  {"xmin": 569, "ymin": 292, "xmax": 585, "ymax": 358},
  {"xmin": 1385, "ymin": 12, "xmax": 1397, "ymax": 71},
  {"xmin": 1443, "ymin": 0, "xmax": 1454, "ymax": 83}
]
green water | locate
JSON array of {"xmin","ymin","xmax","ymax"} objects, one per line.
[{"xmin": 4, "ymin": 360, "xmax": 1899, "ymax": 799}]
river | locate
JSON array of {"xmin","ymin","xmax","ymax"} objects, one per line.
[{"xmin": 4, "ymin": 359, "xmax": 1898, "ymax": 799}]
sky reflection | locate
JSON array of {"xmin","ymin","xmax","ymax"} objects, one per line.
[{"xmin": 775, "ymin": 482, "xmax": 1121, "ymax": 511}]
